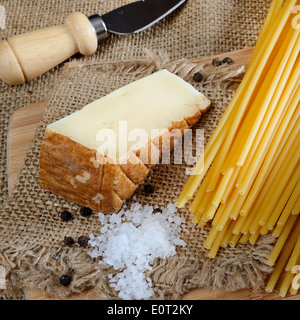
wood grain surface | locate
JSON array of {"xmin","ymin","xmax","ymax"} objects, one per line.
[
  {"xmin": 6, "ymin": 47, "xmax": 299, "ymax": 300},
  {"xmin": 0, "ymin": 12, "xmax": 98, "ymax": 85}
]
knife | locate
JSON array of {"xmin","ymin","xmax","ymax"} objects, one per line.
[{"xmin": 0, "ymin": 0, "xmax": 187, "ymax": 85}]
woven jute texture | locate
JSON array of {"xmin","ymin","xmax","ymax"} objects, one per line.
[
  {"xmin": 0, "ymin": 0, "xmax": 271, "ymax": 206},
  {"xmin": 0, "ymin": 0, "xmax": 273, "ymax": 299}
]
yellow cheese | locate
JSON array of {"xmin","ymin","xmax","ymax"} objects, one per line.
[
  {"xmin": 47, "ymin": 70, "xmax": 210, "ymax": 161},
  {"xmin": 40, "ymin": 70, "xmax": 211, "ymax": 213}
]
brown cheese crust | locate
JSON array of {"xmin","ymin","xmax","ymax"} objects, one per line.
[{"xmin": 39, "ymin": 101, "xmax": 211, "ymax": 214}]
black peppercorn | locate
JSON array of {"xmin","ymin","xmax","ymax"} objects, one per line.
[
  {"xmin": 78, "ymin": 236, "xmax": 89, "ymax": 247},
  {"xmin": 212, "ymin": 58, "xmax": 223, "ymax": 67},
  {"xmin": 64, "ymin": 236, "xmax": 75, "ymax": 246},
  {"xmin": 223, "ymin": 57, "xmax": 233, "ymax": 64},
  {"xmin": 80, "ymin": 206, "xmax": 92, "ymax": 217},
  {"xmin": 143, "ymin": 184, "xmax": 154, "ymax": 194},
  {"xmin": 153, "ymin": 208, "xmax": 162, "ymax": 214},
  {"xmin": 60, "ymin": 210, "xmax": 72, "ymax": 221},
  {"xmin": 193, "ymin": 72, "xmax": 203, "ymax": 82},
  {"xmin": 59, "ymin": 275, "xmax": 71, "ymax": 286}
]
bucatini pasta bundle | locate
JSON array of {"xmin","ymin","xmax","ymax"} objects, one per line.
[{"xmin": 177, "ymin": 0, "xmax": 300, "ymax": 296}]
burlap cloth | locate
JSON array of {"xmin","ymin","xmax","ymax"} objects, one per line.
[{"xmin": 0, "ymin": 0, "xmax": 275, "ymax": 299}]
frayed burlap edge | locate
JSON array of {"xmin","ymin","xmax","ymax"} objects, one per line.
[
  {"xmin": 62, "ymin": 48, "xmax": 247, "ymax": 91},
  {"xmin": 1, "ymin": 235, "xmax": 275, "ymax": 300},
  {"xmin": 0, "ymin": 51, "xmax": 274, "ymax": 300}
]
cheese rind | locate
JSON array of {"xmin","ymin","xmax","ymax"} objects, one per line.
[{"xmin": 39, "ymin": 70, "xmax": 211, "ymax": 213}]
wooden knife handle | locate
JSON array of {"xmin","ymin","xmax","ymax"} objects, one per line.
[{"xmin": 0, "ymin": 12, "xmax": 98, "ymax": 85}]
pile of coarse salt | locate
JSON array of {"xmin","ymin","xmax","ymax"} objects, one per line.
[{"xmin": 88, "ymin": 202, "xmax": 186, "ymax": 300}]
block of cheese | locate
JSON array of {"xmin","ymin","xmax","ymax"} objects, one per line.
[{"xmin": 39, "ymin": 70, "xmax": 211, "ymax": 213}]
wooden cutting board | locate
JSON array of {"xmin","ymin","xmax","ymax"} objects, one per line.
[{"xmin": 6, "ymin": 47, "xmax": 299, "ymax": 300}]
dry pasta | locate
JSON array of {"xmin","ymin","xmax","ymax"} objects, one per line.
[{"xmin": 177, "ymin": 0, "xmax": 300, "ymax": 297}]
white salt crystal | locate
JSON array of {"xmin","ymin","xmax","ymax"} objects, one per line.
[
  {"xmin": 98, "ymin": 212, "xmax": 107, "ymax": 225},
  {"xmin": 89, "ymin": 202, "xmax": 186, "ymax": 300},
  {"xmin": 174, "ymin": 215, "xmax": 183, "ymax": 225}
]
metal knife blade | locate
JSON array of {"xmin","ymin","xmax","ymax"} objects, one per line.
[{"xmin": 89, "ymin": 0, "xmax": 187, "ymax": 40}]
